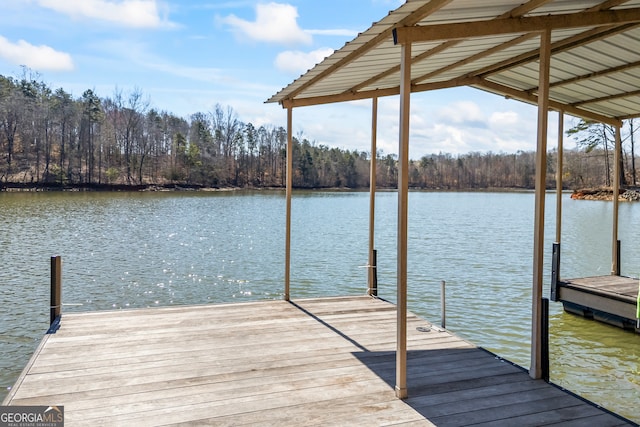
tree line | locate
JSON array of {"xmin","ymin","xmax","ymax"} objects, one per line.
[{"xmin": 1, "ymin": 72, "xmax": 638, "ymax": 191}]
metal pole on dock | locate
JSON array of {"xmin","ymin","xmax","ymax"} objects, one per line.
[
  {"xmin": 541, "ymin": 297, "xmax": 549, "ymax": 383},
  {"xmin": 50, "ymin": 255, "xmax": 62, "ymax": 326},
  {"xmin": 551, "ymin": 243, "xmax": 560, "ymax": 302},
  {"xmin": 636, "ymin": 279, "xmax": 639, "ymax": 329},
  {"xmin": 441, "ymin": 280, "xmax": 446, "ymax": 329},
  {"xmin": 370, "ymin": 249, "xmax": 378, "ymax": 297},
  {"xmin": 615, "ymin": 239, "xmax": 621, "ymax": 276}
]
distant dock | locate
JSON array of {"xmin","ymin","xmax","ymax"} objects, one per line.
[
  {"xmin": 3, "ymin": 296, "xmax": 635, "ymax": 426},
  {"xmin": 553, "ymin": 275, "xmax": 640, "ymax": 333}
]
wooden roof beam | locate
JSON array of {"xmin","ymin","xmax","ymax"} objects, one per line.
[
  {"xmin": 282, "ymin": 73, "xmax": 623, "ymax": 127},
  {"xmin": 345, "ymin": 41, "xmax": 455, "ymax": 95},
  {"xmin": 507, "ymin": 0, "xmax": 555, "ymax": 17},
  {"xmin": 281, "ymin": 77, "xmax": 477, "ymax": 109},
  {"xmin": 277, "ymin": 0, "xmax": 633, "ymax": 108},
  {"xmin": 281, "ymin": 88, "xmax": 400, "ymax": 109},
  {"xmin": 346, "ymin": 0, "xmax": 553, "ymax": 95},
  {"xmin": 473, "ymin": 23, "xmax": 638, "ymax": 79},
  {"xmin": 476, "ymin": 79, "xmax": 622, "ymax": 127},
  {"xmin": 413, "ymin": 33, "xmax": 536, "ymax": 85},
  {"xmin": 589, "ymin": 0, "xmax": 637, "ymax": 12},
  {"xmin": 393, "ymin": 8, "xmax": 640, "ymax": 44},
  {"xmin": 618, "ymin": 112, "xmax": 640, "ymax": 120},
  {"xmin": 414, "ymin": 0, "xmax": 628, "ymax": 85},
  {"xmin": 572, "ymin": 88, "xmax": 640, "ymax": 107},
  {"xmin": 548, "ymin": 60, "xmax": 640, "ymax": 89}
]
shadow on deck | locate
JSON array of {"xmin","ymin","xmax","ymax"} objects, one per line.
[{"xmin": 4, "ymin": 296, "xmax": 636, "ymax": 426}]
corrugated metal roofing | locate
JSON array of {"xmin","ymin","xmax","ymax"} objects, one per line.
[{"xmin": 267, "ymin": 0, "xmax": 640, "ymax": 124}]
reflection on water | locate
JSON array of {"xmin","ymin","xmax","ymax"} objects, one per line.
[
  {"xmin": 552, "ymin": 311, "xmax": 640, "ymax": 409},
  {"xmin": 0, "ymin": 190, "xmax": 638, "ymax": 422}
]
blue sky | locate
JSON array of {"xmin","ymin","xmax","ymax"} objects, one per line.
[{"xmin": 0, "ymin": 0, "xmax": 571, "ymax": 158}]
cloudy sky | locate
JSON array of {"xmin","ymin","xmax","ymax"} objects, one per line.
[{"xmin": 0, "ymin": 0, "xmax": 572, "ymax": 159}]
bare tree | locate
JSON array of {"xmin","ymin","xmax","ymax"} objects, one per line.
[
  {"xmin": 626, "ymin": 119, "xmax": 638, "ymax": 186},
  {"xmin": 0, "ymin": 76, "xmax": 21, "ymax": 181},
  {"xmin": 567, "ymin": 119, "xmax": 619, "ymax": 187}
]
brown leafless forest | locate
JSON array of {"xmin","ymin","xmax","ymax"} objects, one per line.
[{"xmin": 1, "ymin": 74, "xmax": 638, "ymax": 191}]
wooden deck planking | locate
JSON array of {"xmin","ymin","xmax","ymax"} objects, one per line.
[
  {"xmin": 562, "ymin": 276, "xmax": 638, "ymax": 301},
  {"xmin": 4, "ymin": 296, "xmax": 634, "ymax": 426}
]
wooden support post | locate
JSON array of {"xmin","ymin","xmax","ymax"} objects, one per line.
[
  {"xmin": 611, "ymin": 125, "xmax": 621, "ymax": 276},
  {"xmin": 531, "ymin": 28, "xmax": 551, "ymax": 380},
  {"xmin": 285, "ymin": 106, "xmax": 293, "ymax": 301},
  {"xmin": 541, "ymin": 297, "xmax": 550, "ymax": 383},
  {"xmin": 396, "ymin": 39, "xmax": 411, "ymax": 400},
  {"xmin": 368, "ymin": 97, "xmax": 378, "ymax": 297},
  {"xmin": 50, "ymin": 255, "xmax": 62, "ymax": 326}
]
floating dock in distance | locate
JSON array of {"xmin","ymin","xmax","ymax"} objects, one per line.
[
  {"xmin": 553, "ymin": 275, "xmax": 639, "ymax": 333},
  {"xmin": 3, "ymin": 296, "xmax": 635, "ymax": 426}
]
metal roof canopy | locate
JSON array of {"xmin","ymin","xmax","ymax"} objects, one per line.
[
  {"xmin": 267, "ymin": 0, "xmax": 640, "ymax": 125},
  {"xmin": 269, "ymin": 0, "xmax": 640, "ymax": 400}
]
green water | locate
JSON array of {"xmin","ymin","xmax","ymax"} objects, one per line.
[{"xmin": 0, "ymin": 190, "xmax": 638, "ymax": 422}]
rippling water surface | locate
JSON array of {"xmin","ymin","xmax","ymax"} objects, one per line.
[{"xmin": 1, "ymin": 190, "xmax": 638, "ymax": 421}]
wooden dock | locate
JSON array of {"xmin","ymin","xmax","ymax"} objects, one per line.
[
  {"xmin": 3, "ymin": 296, "xmax": 634, "ymax": 426},
  {"xmin": 554, "ymin": 275, "xmax": 639, "ymax": 332}
]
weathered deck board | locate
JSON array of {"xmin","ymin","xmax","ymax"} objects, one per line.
[
  {"xmin": 557, "ymin": 275, "xmax": 639, "ymax": 331},
  {"xmin": 3, "ymin": 296, "xmax": 633, "ymax": 426},
  {"xmin": 563, "ymin": 276, "xmax": 639, "ymax": 299}
]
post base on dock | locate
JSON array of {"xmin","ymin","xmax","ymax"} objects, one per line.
[{"xmin": 395, "ymin": 386, "xmax": 407, "ymax": 399}]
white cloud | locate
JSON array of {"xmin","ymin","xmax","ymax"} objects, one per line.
[
  {"xmin": 307, "ymin": 29, "xmax": 358, "ymax": 37},
  {"xmin": 436, "ymin": 100, "xmax": 485, "ymax": 124},
  {"xmin": 276, "ymin": 95, "xmax": 541, "ymax": 158},
  {"xmin": 36, "ymin": 0, "xmax": 171, "ymax": 28},
  {"xmin": 275, "ymin": 48, "xmax": 333, "ymax": 74},
  {"xmin": 0, "ymin": 36, "xmax": 74, "ymax": 71},
  {"xmin": 413, "ymin": 122, "xmax": 474, "ymax": 155},
  {"xmin": 96, "ymin": 38, "xmax": 238, "ymax": 86},
  {"xmin": 221, "ymin": 2, "xmax": 312, "ymax": 45},
  {"xmin": 489, "ymin": 111, "xmax": 518, "ymax": 127}
]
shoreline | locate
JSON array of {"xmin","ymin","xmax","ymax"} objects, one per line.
[
  {"xmin": 4, "ymin": 182, "xmax": 638, "ymax": 201},
  {"xmin": 570, "ymin": 187, "xmax": 640, "ymax": 201},
  {"xmin": 1, "ymin": 182, "xmax": 542, "ymax": 193},
  {"xmin": 0, "ymin": 182, "xmax": 261, "ymax": 192}
]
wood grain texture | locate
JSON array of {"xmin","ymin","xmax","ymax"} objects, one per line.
[{"xmin": 3, "ymin": 296, "xmax": 632, "ymax": 426}]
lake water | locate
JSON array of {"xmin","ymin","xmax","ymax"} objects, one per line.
[{"xmin": 1, "ymin": 190, "xmax": 638, "ymax": 422}]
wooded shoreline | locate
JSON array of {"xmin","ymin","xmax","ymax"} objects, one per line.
[
  {"xmin": 2, "ymin": 74, "xmax": 637, "ymax": 193},
  {"xmin": 0, "ymin": 182, "xmax": 225, "ymax": 192},
  {"xmin": 4, "ymin": 181, "xmax": 639, "ymax": 202}
]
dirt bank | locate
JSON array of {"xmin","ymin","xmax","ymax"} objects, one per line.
[{"xmin": 571, "ymin": 187, "xmax": 640, "ymax": 201}]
